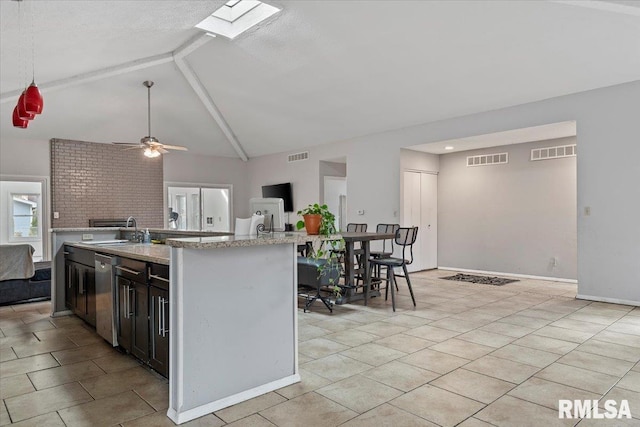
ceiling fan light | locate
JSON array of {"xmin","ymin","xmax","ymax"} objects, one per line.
[
  {"xmin": 12, "ymin": 106, "xmax": 29, "ymax": 128},
  {"xmin": 17, "ymin": 91, "xmax": 35, "ymax": 120},
  {"xmin": 24, "ymin": 81, "xmax": 44, "ymax": 114},
  {"xmin": 143, "ymin": 147, "xmax": 161, "ymax": 158}
]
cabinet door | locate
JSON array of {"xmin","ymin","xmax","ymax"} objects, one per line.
[
  {"xmin": 116, "ymin": 276, "xmax": 133, "ymax": 351},
  {"xmin": 84, "ymin": 266, "xmax": 97, "ymax": 327},
  {"xmin": 130, "ymin": 281, "xmax": 149, "ymax": 362},
  {"xmin": 73, "ymin": 263, "xmax": 87, "ymax": 318},
  {"xmin": 64, "ymin": 260, "xmax": 76, "ymax": 310},
  {"xmin": 149, "ymin": 286, "xmax": 169, "ymax": 377}
]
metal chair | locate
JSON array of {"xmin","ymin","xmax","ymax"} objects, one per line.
[
  {"xmin": 369, "ymin": 227, "xmax": 418, "ymax": 311},
  {"xmin": 370, "ymin": 223, "xmax": 400, "ymax": 290}
]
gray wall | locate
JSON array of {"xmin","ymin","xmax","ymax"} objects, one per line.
[
  {"xmin": 437, "ymin": 137, "xmax": 577, "ymax": 279},
  {"xmin": 163, "ymin": 152, "xmax": 250, "ymax": 218}
]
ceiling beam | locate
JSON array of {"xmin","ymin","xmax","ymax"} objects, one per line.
[
  {"xmin": 173, "ymin": 34, "xmax": 249, "ymax": 161},
  {"xmin": 174, "ymin": 55, "xmax": 249, "ymax": 161},
  {"xmin": 0, "ymin": 52, "xmax": 174, "ymax": 103}
]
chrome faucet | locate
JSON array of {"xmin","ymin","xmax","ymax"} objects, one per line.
[{"xmin": 126, "ymin": 216, "xmax": 140, "ymax": 242}]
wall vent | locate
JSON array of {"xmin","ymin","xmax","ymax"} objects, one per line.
[
  {"xmin": 466, "ymin": 152, "xmax": 508, "ymax": 167},
  {"xmin": 531, "ymin": 144, "xmax": 576, "ymax": 161},
  {"xmin": 288, "ymin": 151, "xmax": 309, "ymax": 163}
]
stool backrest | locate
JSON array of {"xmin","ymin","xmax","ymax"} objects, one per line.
[
  {"xmin": 376, "ymin": 223, "xmax": 400, "ymax": 253},
  {"xmin": 346, "ymin": 223, "xmax": 367, "ymax": 232},
  {"xmin": 395, "ymin": 227, "xmax": 419, "ymax": 265}
]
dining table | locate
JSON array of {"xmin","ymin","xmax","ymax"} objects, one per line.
[{"xmin": 334, "ymin": 231, "xmax": 396, "ymax": 305}]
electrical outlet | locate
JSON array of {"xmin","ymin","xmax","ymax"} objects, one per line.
[
  {"xmin": 82, "ymin": 234, "xmax": 93, "ymax": 241},
  {"xmin": 357, "ymin": 210, "xmax": 365, "ymax": 215},
  {"xmin": 53, "ymin": 212, "xmax": 59, "ymax": 219}
]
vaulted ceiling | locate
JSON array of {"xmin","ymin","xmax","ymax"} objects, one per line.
[{"xmin": 1, "ymin": 0, "xmax": 639, "ymax": 159}]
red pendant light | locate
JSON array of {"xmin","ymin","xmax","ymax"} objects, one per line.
[
  {"xmin": 12, "ymin": 105, "xmax": 29, "ymax": 128},
  {"xmin": 24, "ymin": 80, "xmax": 43, "ymax": 114},
  {"xmin": 17, "ymin": 90, "xmax": 35, "ymax": 120}
]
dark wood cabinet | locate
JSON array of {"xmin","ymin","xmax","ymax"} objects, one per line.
[
  {"xmin": 115, "ymin": 259, "xmax": 149, "ymax": 363},
  {"xmin": 149, "ymin": 262, "xmax": 170, "ymax": 377},
  {"xmin": 64, "ymin": 246, "xmax": 96, "ymax": 327}
]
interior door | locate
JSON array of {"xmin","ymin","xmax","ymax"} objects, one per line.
[
  {"xmin": 201, "ymin": 188, "xmax": 231, "ymax": 232},
  {"xmin": 402, "ymin": 171, "xmax": 438, "ymax": 272},
  {"xmin": 324, "ymin": 177, "xmax": 347, "ymax": 231}
]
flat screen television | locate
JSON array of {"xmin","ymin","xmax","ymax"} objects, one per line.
[{"xmin": 262, "ymin": 183, "xmax": 293, "ymax": 212}]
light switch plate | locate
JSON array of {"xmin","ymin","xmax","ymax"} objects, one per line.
[
  {"xmin": 53, "ymin": 212, "xmax": 60, "ymax": 219},
  {"xmin": 82, "ymin": 234, "xmax": 93, "ymax": 241}
]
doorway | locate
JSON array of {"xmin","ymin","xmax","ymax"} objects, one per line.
[
  {"xmin": 323, "ymin": 177, "xmax": 347, "ymax": 231},
  {"xmin": 402, "ymin": 171, "xmax": 438, "ymax": 272}
]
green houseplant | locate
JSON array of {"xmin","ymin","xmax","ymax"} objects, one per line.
[
  {"xmin": 296, "ymin": 203, "xmax": 343, "ymax": 299},
  {"xmin": 296, "ymin": 203, "xmax": 337, "ymax": 235}
]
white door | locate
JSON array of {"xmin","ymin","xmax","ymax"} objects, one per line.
[
  {"xmin": 402, "ymin": 171, "xmax": 438, "ymax": 272},
  {"xmin": 201, "ymin": 188, "xmax": 231, "ymax": 232},
  {"xmin": 324, "ymin": 176, "xmax": 347, "ymax": 231}
]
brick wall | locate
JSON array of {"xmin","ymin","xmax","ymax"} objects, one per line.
[{"xmin": 51, "ymin": 139, "xmax": 164, "ymax": 228}]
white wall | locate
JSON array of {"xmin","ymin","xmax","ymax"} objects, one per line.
[
  {"xmin": 248, "ymin": 80, "xmax": 640, "ymax": 305},
  {"xmin": 163, "ymin": 152, "xmax": 249, "ymax": 219},
  {"xmin": 438, "ymin": 137, "xmax": 577, "ymax": 280},
  {"xmin": 0, "ymin": 137, "xmax": 50, "ymax": 177}
]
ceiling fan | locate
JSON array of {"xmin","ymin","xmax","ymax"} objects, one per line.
[{"xmin": 113, "ymin": 81, "xmax": 188, "ymax": 157}]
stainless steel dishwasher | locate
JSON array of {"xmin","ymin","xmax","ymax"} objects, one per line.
[{"xmin": 95, "ymin": 253, "xmax": 118, "ymax": 346}]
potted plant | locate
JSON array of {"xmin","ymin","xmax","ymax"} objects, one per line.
[
  {"xmin": 296, "ymin": 203, "xmax": 343, "ymax": 300},
  {"xmin": 296, "ymin": 203, "xmax": 336, "ymax": 235}
]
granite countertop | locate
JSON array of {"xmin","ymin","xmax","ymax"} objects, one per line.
[
  {"xmin": 51, "ymin": 227, "xmax": 231, "ymax": 236},
  {"xmin": 67, "ymin": 242, "xmax": 170, "ymax": 265},
  {"xmin": 166, "ymin": 232, "xmax": 337, "ymax": 249}
]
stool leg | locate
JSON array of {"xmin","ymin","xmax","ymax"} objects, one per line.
[
  {"xmin": 402, "ymin": 264, "xmax": 416, "ymax": 307},
  {"xmin": 389, "ymin": 267, "xmax": 396, "ymax": 312}
]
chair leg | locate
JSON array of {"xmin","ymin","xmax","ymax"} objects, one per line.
[
  {"xmin": 384, "ymin": 266, "xmax": 390, "ymax": 301},
  {"xmin": 402, "ymin": 264, "xmax": 416, "ymax": 307},
  {"xmin": 389, "ymin": 267, "xmax": 396, "ymax": 312}
]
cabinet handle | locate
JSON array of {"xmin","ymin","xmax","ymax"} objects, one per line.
[
  {"xmin": 158, "ymin": 296, "xmax": 163, "ymax": 337},
  {"xmin": 149, "ymin": 274, "xmax": 169, "ymax": 283},
  {"xmin": 160, "ymin": 297, "xmax": 169, "ymax": 337},
  {"xmin": 63, "ymin": 251, "xmax": 70, "ymax": 255},
  {"xmin": 115, "ymin": 266, "xmax": 142, "ymax": 275},
  {"xmin": 151, "ymin": 296, "xmax": 157, "ymax": 358},
  {"xmin": 129, "ymin": 287, "xmax": 135, "ymax": 317},
  {"xmin": 79, "ymin": 271, "xmax": 84, "ymax": 295}
]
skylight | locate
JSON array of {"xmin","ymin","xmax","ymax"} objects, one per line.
[{"xmin": 195, "ymin": 0, "xmax": 280, "ymax": 39}]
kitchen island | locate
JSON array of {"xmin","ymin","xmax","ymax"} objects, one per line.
[
  {"xmin": 51, "ymin": 229, "xmax": 320, "ymax": 425},
  {"xmin": 165, "ymin": 233, "xmax": 304, "ymax": 424}
]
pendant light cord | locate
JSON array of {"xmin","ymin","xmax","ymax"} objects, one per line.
[
  {"xmin": 30, "ymin": 0, "xmax": 35, "ymax": 82},
  {"xmin": 148, "ymin": 84, "xmax": 151, "ymax": 137}
]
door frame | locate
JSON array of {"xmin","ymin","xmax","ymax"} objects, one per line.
[
  {"xmin": 0, "ymin": 174, "xmax": 50, "ymax": 260},
  {"xmin": 164, "ymin": 182, "xmax": 233, "ymax": 231}
]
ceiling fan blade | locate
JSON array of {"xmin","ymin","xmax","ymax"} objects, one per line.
[
  {"xmin": 112, "ymin": 142, "xmax": 141, "ymax": 146},
  {"xmin": 158, "ymin": 147, "xmax": 169, "ymax": 154},
  {"xmin": 123, "ymin": 146, "xmax": 143, "ymax": 151},
  {"xmin": 161, "ymin": 144, "xmax": 188, "ymax": 151}
]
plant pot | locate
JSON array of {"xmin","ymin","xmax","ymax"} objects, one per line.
[{"xmin": 303, "ymin": 214, "xmax": 322, "ymax": 235}]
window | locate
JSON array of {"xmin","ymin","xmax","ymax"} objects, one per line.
[{"xmin": 11, "ymin": 193, "xmax": 41, "ymax": 240}]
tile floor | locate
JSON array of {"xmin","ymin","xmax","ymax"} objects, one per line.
[{"xmin": 1, "ymin": 269, "xmax": 639, "ymax": 426}]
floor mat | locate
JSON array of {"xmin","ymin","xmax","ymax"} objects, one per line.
[{"xmin": 441, "ymin": 273, "xmax": 519, "ymax": 286}]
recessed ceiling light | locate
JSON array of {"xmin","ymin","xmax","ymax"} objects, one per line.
[
  {"xmin": 195, "ymin": 0, "xmax": 280, "ymax": 40},
  {"xmin": 444, "ymin": 146, "xmax": 454, "ymax": 150}
]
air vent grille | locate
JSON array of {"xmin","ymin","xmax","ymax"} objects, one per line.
[
  {"xmin": 531, "ymin": 144, "xmax": 576, "ymax": 161},
  {"xmin": 288, "ymin": 151, "xmax": 309, "ymax": 163},
  {"xmin": 466, "ymin": 152, "xmax": 508, "ymax": 167}
]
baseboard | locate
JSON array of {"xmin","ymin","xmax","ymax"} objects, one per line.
[
  {"xmin": 576, "ymin": 294, "xmax": 640, "ymax": 307},
  {"xmin": 167, "ymin": 373, "xmax": 301, "ymax": 424},
  {"xmin": 437, "ymin": 266, "xmax": 578, "ymax": 284}
]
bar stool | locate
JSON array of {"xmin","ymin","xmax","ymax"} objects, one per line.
[
  {"xmin": 369, "ymin": 227, "xmax": 418, "ymax": 311},
  {"xmin": 370, "ymin": 223, "xmax": 399, "ymax": 290}
]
